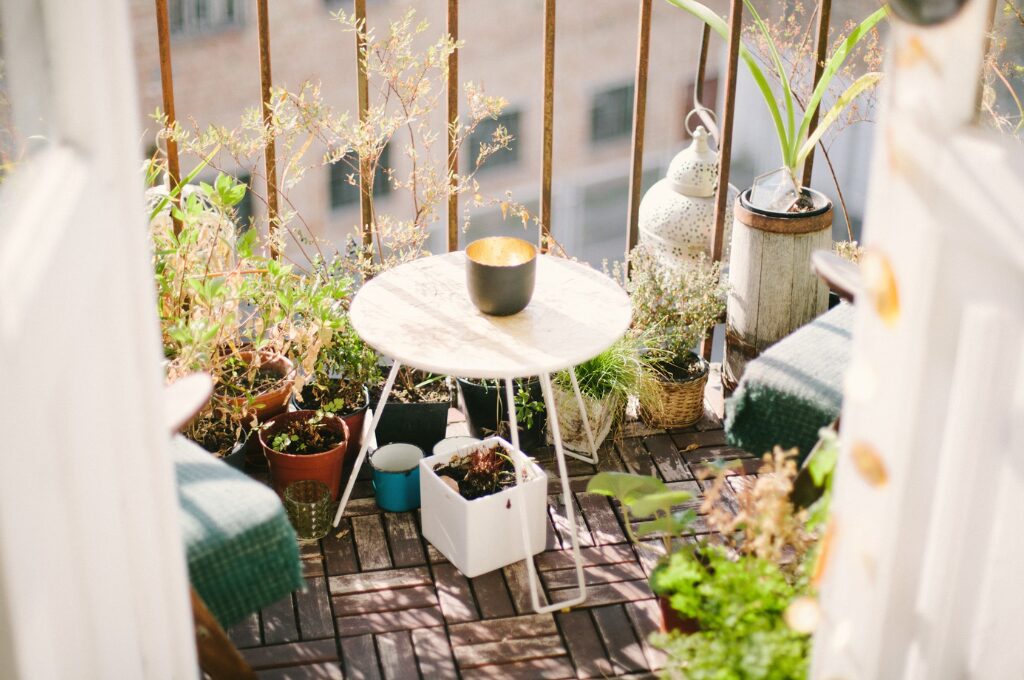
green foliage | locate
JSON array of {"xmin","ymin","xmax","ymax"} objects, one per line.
[
  {"xmin": 513, "ymin": 382, "xmax": 545, "ymax": 431},
  {"xmin": 664, "ymin": 0, "xmax": 887, "ymax": 183},
  {"xmin": 556, "ymin": 334, "xmax": 663, "ymax": 408},
  {"xmin": 651, "ymin": 547, "xmax": 811, "ymax": 680},
  {"xmin": 586, "ymin": 472, "xmax": 694, "ymax": 553},
  {"xmin": 625, "ymin": 244, "xmax": 727, "ymax": 363}
]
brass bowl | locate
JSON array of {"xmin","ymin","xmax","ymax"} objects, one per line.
[{"xmin": 464, "ymin": 237, "xmax": 538, "ymax": 316}]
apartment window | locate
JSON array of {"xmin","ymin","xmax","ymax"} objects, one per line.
[
  {"xmin": 169, "ymin": 0, "xmax": 243, "ymax": 37},
  {"xmin": 329, "ymin": 146, "xmax": 391, "ymax": 210},
  {"xmin": 590, "ymin": 84, "xmax": 634, "ymax": 143},
  {"xmin": 468, "ymin": 110, "xmax": 521, "ymax": 171}
]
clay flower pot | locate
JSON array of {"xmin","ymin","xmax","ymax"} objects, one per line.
[
  {"xmin": 293, "ymin": 382, "xmax": 371, "ymax": 457},
  {"xmin": 222, "ymin": 350, "xmax": 295, "ymax": 423},
  {"xmin": 260, "ymin": 410, "xmax": 350, "ymax": 501}
]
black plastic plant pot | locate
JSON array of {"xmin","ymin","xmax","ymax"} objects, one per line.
[
  {"xmin": 223, "ymin": 439, "xmax": 247, "ymax": 472},
  {"xmin": 465, "ymin": 237, "xmax": 538, "ymax": 316},
  {"xmin": 457, "ymin": 378, "xmax": 547, "ymax": 451},
  {"xmin": 291, "ymin": 381, "xmax": 371, "ymax": 455},
  {"xmin": 375, "ymin": 401, "xmax": 451, "ymax": 454}
]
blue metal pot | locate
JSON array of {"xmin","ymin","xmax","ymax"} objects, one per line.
[{"xmin": 370, "ymin": 444, "xmax": 424, "ymax": 512}]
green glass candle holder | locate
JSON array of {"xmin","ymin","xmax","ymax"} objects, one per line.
[{"xmin": 283, "ymin": 480, "xmax": 332, "ymax": 541}]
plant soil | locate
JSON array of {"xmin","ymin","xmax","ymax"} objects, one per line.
[
  {"xmin": 269, "ymin": 418, "xmax": 345, "ymax": 455},
  {"xmin": 299, "ymin": 380, "xmax": 366, "ymax": 415},
  {"xmin": 375, "ymin": 369, "xmax": 450, "ymax": 404},
  {"xmin": 433, "ymin": 445, "xmax": 519, "ymax": 501},
  {"xmin": 660, "ymin": 353, "xmax": 707, "ymax": 382}
]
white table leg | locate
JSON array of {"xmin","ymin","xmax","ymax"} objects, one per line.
[
  {"xmin": 563, "ymin": 367, "xmax": 600, "ymax": 465},
  {"xmin": 506, "ymin": 372, "xmax": 586, "ymax": 614},
  {"xmin": 332, "ymin": 361, "xmax": 401, "ymax": 527}
]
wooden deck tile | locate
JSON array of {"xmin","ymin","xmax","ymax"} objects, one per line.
[
  {"xmin": 448, "ymin": 613, "xmax": 557, "ymax": 645},
  {"xmin": 433, "ymin": 562, "xmax": 479, "ymax": 623},
  {"xmin": 616, "ymin": 438, "xmax": 659, "ymax": 477},
  {"xmin": 329, "ymin": 567, "xmax": 432, "ymax": 596},
  {"xmin": 261, "ymin": 594, "xmax": 299, "ymax": 645},
  {"xmin": 376, "ymin": 631, "xmax": 419, "ymax": 680},
  {"xmin": 503, "ymin": 560, "xmax": 549, "ymax": 614},
  {"xmin": 256, "ymin": 662, "xmax": 344, "ymax": 679},
  {"xmin": 384, "ymin": 512, "xmax": 426, "ymax": 567},
  {"xmin": 470, "ymin": 570, "xmax": 516, "ymax": 619},
  {"xmin": 577, "ymin": 492, "xmax": 628, "ymax": 545},
  {"xmin": 592, "ymin": 605, "xmax": 649, "ymax": 674},
  {"xmin": 548, "ymin": 493, "xmax": 595, "ymax": 549},
  {"xmin": 550, "ymin": 580, "xmax": 652, "ymax": 608},
  {"xmin": 340, "ymin": 634, "xmax": 382, "ymax": 680},
  {"xmin": 295, "ymin": 577, "xmax": 334, "ymax": 640},
  {"xmin": 335, "ymin": 604, "xmax": 444, "ymax": 637},
  {"xmin": 460, "ymin": 656, "xmax": 577, "ymax": 680},
  {"xmin": 625, "ymin": 599, "xmax": 667, "ymax": 671},
  {"xmin": 557, "ymin": 609, "xmax": 615, "ymax": 679},
  {"xmin": 227, "ymin": 612, "xmax": 261, "ymax": 649},
  {"xmin": 351, "ymin": 514, "xmax": 393, "ymax": 571},
  {"xmin": 683, "ymin": 444, "xmax": 754, "ymax": 464},
  {"xmin": 241, "ymin": 639, "xmax": 339, "ymax": 670},
  {"xmin": 541, "ymin": 560, "xmax": 646, "ymax": 590},
  {"xmin": 299, "ymin": 540, "xmax": 325, "ymax": 578},
  {"xmin": 644, "ymin": 434, "xmax": 692, "ymax": 482},
  {"xmin": 535, "ymin": 544, "xmax": 635, "ymax": 572},
  {"xmin": 332, "ymin": 585, "xmax": 437, "ymax": 616},
  {"xmin": 669, "ymin": 428, "xmax": 727, "ymax": 451},
  {"xmin": 454, "ymin": 634, "xmax": 565, "ymax": 669},
  {"xmin": 412, "ymin": 626, "xmax": 459, "ymax": 677},
  {"xmin": 322, "ymin": 520, "xmax": 359, "ymax": 576}
]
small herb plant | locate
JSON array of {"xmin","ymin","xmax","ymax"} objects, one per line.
[
  {"xmin": 265, "ymin": 411, "xmax": 345, "ymax": 455},
  {"xmin": 432, "ymin": 442, "xmax": 532, "ymax": 501},
  {"xmin": 513, "ymin": 383, "xmax": 545, "ymax": 431},
  {"xmin": 622, "ymin": 244, "xmax": 727, "ymax": 376}
]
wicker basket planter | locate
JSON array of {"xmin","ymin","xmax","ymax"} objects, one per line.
[{"xmin": 643, "ymin": 354, "xmax": 709, "ymax": 429}]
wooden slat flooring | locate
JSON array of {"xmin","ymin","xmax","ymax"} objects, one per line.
[{"xmin": 229, "ymin": 367, "xmax": 755, "ymax": 678}]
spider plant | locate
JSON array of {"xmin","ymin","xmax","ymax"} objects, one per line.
[{"xmin": 665, "ymin": 0, "xmax": 888, "ymax": 188}]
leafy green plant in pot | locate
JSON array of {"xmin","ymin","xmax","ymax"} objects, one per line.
[
  {"xmin": 550, "ymin": 335, "xmax": 662, "ymax": 454},
  {"xmin": 651, "ymin": 447, "xmax": 827, "ymax": 678},
  {"xmin": 626, "ymin": 244, "xmax": 727, "ymax": 429},
  {"xmin": 666, "ymin": 0, "xmax": 887, "ymax": 385},
  {"xmin": 586, "ymin": 471, "xmax": 697, "ymax": 631},
  {"xmin": 456, "ymin": 377, "xmax": 546, "ymax": 450},
  {"xmin": 259, "ymin": 409, "xmax": 351, "ymax": 501}
]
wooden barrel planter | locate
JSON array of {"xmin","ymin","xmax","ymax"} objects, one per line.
[{"xmin": 724, "ymin": 189, "xmax": 833, "ymax": 388}]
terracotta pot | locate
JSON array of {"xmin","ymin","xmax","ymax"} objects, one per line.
[
  {"xmin": 222, "ymin": 350, "xmax": 295, "ymax": 423},
  {"xmin": 293, "ymin": 382, "xmax": 370, "ymax": 456},
  {"xmin": 260, "ymin": 410, "xmax": 350, "ymax": 501},
  {"xmin": 658, "ymin": 594, "xmax": 700, "ymax": 634}
]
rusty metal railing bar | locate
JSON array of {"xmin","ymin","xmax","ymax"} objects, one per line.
[
  {"xmin": 256, "ymin": 0, "xmax": 280, "ymax": 258},
  {"xmin": 801, "ymin": 0, "xmax": 832, "ymax": 189},
  {"xmin": 625, "ymin": 0, "xmax": 653, "ymax": 257},
  {"xmin": 701, "ymin": 0, "xmax": 742, "ymax": 362},
  {"xmin": 154, "ymin": 0, "xmax": 182, "ymax": 236},
  {"xmin": 354, "ymin": 0, "xmax": 373, "ymax": 251},
  {"xmin": 539, "ymin": 0, "xmax": 556, "ymax": 253},
  {"xmin": 446, "ymin": 0, "xmax": 459, "ymax": 252}
]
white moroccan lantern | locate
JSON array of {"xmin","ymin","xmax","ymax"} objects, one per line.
[{"xmin": 638, "ymin": 124, "xmax": 738, "ymax": 270}]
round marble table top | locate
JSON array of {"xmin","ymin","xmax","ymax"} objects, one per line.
[{"xmin": 350, "ymin": 252, "xmax": 632, "ymax": 379}]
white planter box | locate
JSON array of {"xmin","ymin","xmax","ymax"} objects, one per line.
[{"xmin": 420, "ymin": 437, "xmax": 547, "ymax": 578}]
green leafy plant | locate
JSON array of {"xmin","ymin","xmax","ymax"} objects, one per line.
[
  {"xmin": 513, "ymin": 382, "xmax": 545, "ymax": 431},
  {"xmin": 650, "ymin": 547, "xmax": 812, "ymax": 680},
  {"xmin": 586, "ymin": 472, "xmax": 695, "ymax": 554},
  {"xmin": 666, "ymin": 0, "xmax": 887, "ymax": 188},
  {"xmin": 623, "ymin": 244, "xmax": 727, "ymax": 374},
  {"xmin": 555, "ymin": 334, "xmax": 663, "ymax": 408},
  {"xmin": 265, "ymin": 411, "xmax": 344, "ymax": 454}
]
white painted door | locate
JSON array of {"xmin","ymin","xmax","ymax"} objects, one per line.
[
  {"xmin": 812, "ymin": 1, "xmax": 1024, "ymax": 678},
  {"xmin": 0, "ymin": 0, "xmax": 198, "ymax": 678}
]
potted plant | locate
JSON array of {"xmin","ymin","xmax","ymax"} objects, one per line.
[
  {"xmin": 373, "ymin": 368, "xmax": 452, "ymax": 454},
  {"xmin": 183, "ymin": 404, "xmax": 250, "ymax": 471},
  {"xmin": 549, "ymin": 335, "xmax": 662, "ymax": 453},
  {"xmin": 420, "ymin": 437, "xmax": 547, "ymax": 577},
  {"xmin": 626, "ymin": 245, "xmax": 727, "ymax": 429},
  {"xmin": 456, "ymin": 377, "xmax": 546, "ymax": 450},
  {"xmin": 586, "ymin": 471, "xmax": 697, "ymax": 631},
  {"xmin": 667, "ymin": 0, "xmax": 887, "ymax": 384},
  {"xmin": 259, "ymin": 409, "xmax": 351, "ymax": 501},
  {"xmin": 215, "ymin": 349, "xmax": 295, "ymax": 423}
]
